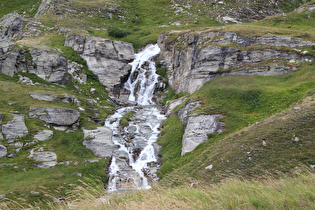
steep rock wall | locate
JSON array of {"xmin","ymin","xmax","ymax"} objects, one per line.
[
  {"xmin": 158, "ymin": 30, "xmax": 314, "ymax": 94},
  {"xmin": 65, "ymin": 33, "xmax": 135, "ymax": 93}
]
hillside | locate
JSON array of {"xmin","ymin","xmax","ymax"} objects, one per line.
[{"xmin": 0, "ymin": 0, "xmax": 314, "ymax": 208}]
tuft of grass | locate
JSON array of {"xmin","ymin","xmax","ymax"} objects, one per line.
[
  {"xmin": 157, "ymin": 115, "xmax": 184, "ymax": 179},
  {"xmin": 119, "ymin": 111, "xmax": 135, "ymax": 128},
  {"xmin": 160, "ymin": 87, "xmax": 188, "ymax": 106}
]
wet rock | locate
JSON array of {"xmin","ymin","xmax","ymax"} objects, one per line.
[
  {"xmin": 28, "ymin": 148, "xmax": 57, "ymax": 168},
  {"xmin": 0, "ymin": 145, "xmax": 7, "ymax": 158},
  {"xmin": 29, "ymin": 107, "xmax": 80, "ymax": 126},
  {"xmin": 182, "ymin": 115, "xmax": 224, "ymax": 156},
  {"xmin": 2, "ymin": 114, "xmax": 28, "ymax": 142},
  {"xmin": 82, "ymin": 127, "xmax": 113, "ymax": 158},
  {"xmin": 33, "ymin": 130, "xmax": 53, "ymax": 142}
]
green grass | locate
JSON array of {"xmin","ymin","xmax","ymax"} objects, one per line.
[
  {"xmin": 5, "ymin": 169, "xmax": 314, "ymax": 209},
  {"xmin": 0, "ymin": 128, "xmax": 110, "ymax": 205},
  {"xmin": 157, "ymin": 115, "xmax": 184, "ymax": 179},
  {"xmin": 160, "ymin": 87, "xmax": 188, "ymax": 106},
  {"xmin": 0, "ymin": 41, "xmax": 113, "ymax": 204},
  {"xmin": 157, "ymin": 62, "xmax": 315, "ymax": 185},
  {"xmin": 119, "ymin": 111, "xmax": 135, "ymax": 128},
  {"xmin": 0, "ymin": 0, "xmax": 41, "ymax": 18},
  {"xmin": 251, "ymin": 4, "xmax": 315, "ymax": 33}
]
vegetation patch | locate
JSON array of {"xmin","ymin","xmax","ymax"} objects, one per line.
[{"xmin": 119, "ymin": 111, "xmax": 136, "ymax": 128}]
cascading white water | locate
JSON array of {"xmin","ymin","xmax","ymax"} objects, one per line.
[
  {"xmin": 124, "ymin": 44, "xmax": 160, "ymax": 105},
  {"xmin": 106, "ymin": 44, "xmax": 166, "ymax": 192}
]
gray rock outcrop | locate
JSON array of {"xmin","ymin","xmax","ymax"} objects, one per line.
[
  {"xmin": 0, "ymin": 13, "xmax": 25, "ymax": 41},
  {"xmin": 181, "ymin": 115, "xmax": 223, "ymax": 156},
  {"xmin": 29, "ymin": 108, "xmax": 80, "ymax": 128},
  {"xmin": 28, "ymin": 147, "xmax": 57, "ymax": 168},
  {"xmin": 65, "ymin": 34, "xmax": 134, "ymax": 92},
  {"xmin": 33, "ymin": 130, "xmax": 53, "ymax": 141},
  {"xmin": 2, "ymin": 114, "xmax": 28, "ymax": 142},
  {"xmin": 51, "ymin": 0, "xmax": 120, "ymax": 19},
  {"xmin": 68, "ymin": 61, "xmax": 87, "ymax": 84},
  {"xmin": 29, "ymin": 49, "xmax": 68, "ymax": 85},
  {"xmin": 30, "ymin": 92, "xmax": 58, "ymax": 101},
  {"xmin": 0, "ymin": 43, "xmax": 68, "ymax": 85},
  {"xmin": 35, "ymin": 0, "xmax": 53, "ymax": 17},
  {"xmin": 168, "ymin": 99, "xmax": 224, "ymax": 156},
  {"xmin": 0, "ymin": 145, "xmax": 7, "ymax": 158},
  {"xmin": 158, "ymin": 31, "xmax": 314, "ymax": 94},
  {"xmin": 0, "ymin": 13, "xmax": 51, "ymax": 41},
  {"xmin": 82, "ymin": 127, "xmax": 113, "ymax": 158},
  {"xmin": 29, "ymin": 92, "xmax": 81, "ymax": 106}
]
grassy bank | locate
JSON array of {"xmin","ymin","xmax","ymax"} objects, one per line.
[
  {"xmin": 2, "ymin": 169, "xmax": 313, "ymax": 209},
  {"xmin": 156, "ymin": 62, "xmax": 315, "ymax": 186}
]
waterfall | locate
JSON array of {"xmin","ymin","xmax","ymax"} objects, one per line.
[
  {"xmin": 106, "ymin": 44, "xmax": 166, "ymax": 192},
  {"xmin": 124, "ymin": 44, "xmax": 160, "ymax": 105}
]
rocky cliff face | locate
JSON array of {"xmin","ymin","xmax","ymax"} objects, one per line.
[
  {"xmin": 0, "ymin": 42, "xmax": 69, "ymax": 85},
  {"xmin": 65, "ymin": 33, "xmax": 135, "ymax": 93},
  {"xmin": 172, "ymin": 0, "xmax": 309, "ymax": 23},
  {"xmin": 158, "ymin": 30, "xmax": 314, "ymax": 94}
]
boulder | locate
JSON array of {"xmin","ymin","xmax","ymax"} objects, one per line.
[
  {"xmin": 181, "ymin": 115, "xmax": 224, "ymax": 156},
  {"xmin": 165, "ymin": 96, "xmax": 187, "ymax": 117},
  {"xmin": 65, "ymin": 34, "xmax": 134, "ymax": 91},
  {"xmin": 29, "ymin": 108, "xmax": 80, "ymax": 126},
  {"xmin": 0, "ymin": 13, "xmax": 25, "ymax": 40},
  {"xmin": 29, "ymin": 49, "xmax": 68, "ymax": 85},
  {"xmin": 0, "ymin": 145, "xmax": 7, "ymax": 158},
  {"xmin": 2, "ymin": 114, "xmax": 28, "ymax": 142},
  {"xmin": 35, "ymin": 0, "xmax": 53, "ymax": 17},
  {"xmin": 82, "ymin": 127, "xmax": 113, "ymax": 158},
  {"xmin": 29, "ymin": 93, "xmax": 58, "ymax": 101},
  {"xmin": 29, "ymin": 93, "xmax": 81, "ymax": 106},
  {"xmin": 33, "ymin": 130, "xmax": 53, "ymax": 141},
  {"xmin": 0, "ymin": 43, "xmax": 69, "ymax": 85},
  {"xmin": 28, "ymin": 147, "xmax": 57, "ymax": 168},
  {"xmin": 18, "ymin": 75, "xmax": 35, "ymax": 85},
  {"xmin": 68, "ymin": 61, "xmax": 87, "ymax": 84}
]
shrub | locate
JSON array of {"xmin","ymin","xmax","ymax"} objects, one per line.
[{"xmin": 108, "ymin": 27, "xmax": 131, "ymax": 38}]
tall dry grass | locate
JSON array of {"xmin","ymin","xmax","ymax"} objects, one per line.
[{"xmin": 2, "ymin": 169, "xmax": 313, "ymax": 209}]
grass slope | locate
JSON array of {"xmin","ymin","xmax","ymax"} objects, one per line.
[
  {"xmin": 156, "ymin": 6, "xmax": 315, "ymax": 185},
  {"xmin": 4, "ymin": 169, "xmax": 313, "ymax": 209},
  {"xmin": 0, "ymin": 46, "xmax": 114, "ymax": 204}
]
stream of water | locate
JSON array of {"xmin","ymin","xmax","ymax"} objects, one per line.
[{"xmin": 106, "ymin": 44, "xmax": 166, "ymax": 192}]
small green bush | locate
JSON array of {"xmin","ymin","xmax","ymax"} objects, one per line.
[
  {"xmin": 119, "ymin": 111, "xmax": 136, "ymax": 128},
  {"xmin": 108, "ymin": 27, "xmax": 131, "ymax": 38}
]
